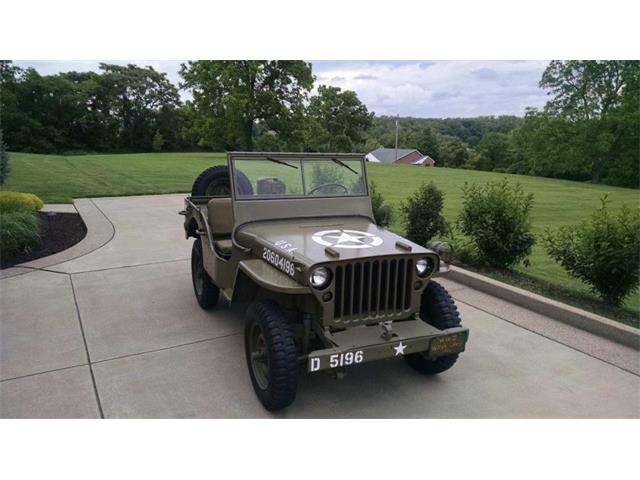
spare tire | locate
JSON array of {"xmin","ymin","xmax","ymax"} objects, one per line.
[{"xmin": 191, "ymin": 166, "xmax": 253, "ymax": 197}]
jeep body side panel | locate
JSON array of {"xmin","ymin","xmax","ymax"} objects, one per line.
[{"xmin": 183, "ymin": 197, "xmax": 247, "ymax": 294}]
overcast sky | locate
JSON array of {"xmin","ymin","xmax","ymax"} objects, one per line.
[{"xmin": 14, "ymin": 60, "xmax": 551, "ymax": 118}]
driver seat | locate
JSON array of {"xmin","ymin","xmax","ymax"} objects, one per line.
[{"xmin": 206, "ymin": 198, "xmax": 234, "ymax": 258}]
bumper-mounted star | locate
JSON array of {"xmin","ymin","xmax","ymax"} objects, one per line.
[{"xmin": 394, "ymin": 341, "xmax": 407, "ymax": 356}]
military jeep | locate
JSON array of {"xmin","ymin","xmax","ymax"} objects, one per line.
[{"xmin": 181, "ymin": 152, "xmax": 469, "ymax": 411}]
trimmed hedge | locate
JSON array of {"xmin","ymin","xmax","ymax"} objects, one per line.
[{"xmin": 0, "ymin": 191, "xmax": 44, "ymax": 212}]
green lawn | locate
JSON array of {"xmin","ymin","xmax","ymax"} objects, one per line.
[{"xmin": 4, "ymin": 151, "xmax": 640, "ymax": 312}]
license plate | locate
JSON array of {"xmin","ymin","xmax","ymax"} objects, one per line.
[
  {"xmin": 308, "ymin": 350, "xmax": 364, "ymax": 372},
  {"xmin": 429, "ymin": 333, "xmax": 466, "ymax": 357}
]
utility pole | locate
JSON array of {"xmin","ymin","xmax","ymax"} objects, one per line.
[{"xmin": 394, "ymin": 114, "xmax": 399, "ymax": 162}]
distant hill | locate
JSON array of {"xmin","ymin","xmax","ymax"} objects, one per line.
[{"xmin": 367, "ymin": 115, "xmax": 522, "ymax": 149}]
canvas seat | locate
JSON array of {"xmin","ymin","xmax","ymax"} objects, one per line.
[{"xmin": 207, "ymin": 197, "xmax": 234, "ymax": 258}]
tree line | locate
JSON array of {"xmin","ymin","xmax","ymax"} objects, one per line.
[
  {"xmin": 1, "ymin": 60, "xmax": 637, "ymax": 187},
  {"xmin": 0, "ymin": 60, "xmax": 374, "ymax": 154}
]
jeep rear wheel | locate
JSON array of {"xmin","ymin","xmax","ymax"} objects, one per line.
[
  {"xmin": 405, "ymin": 281, "xmax": 462, "ymax": 375},
  {"xmin": 245, "ymin": 300, "xmax": 298, "ymax": 411},
  {"xmin": 191, "ymin": 165, "xmax": 253, "ymax": 197},
  {"xmin": 191, "ymin": 238, "xmax": 219, "ymax": 309}
]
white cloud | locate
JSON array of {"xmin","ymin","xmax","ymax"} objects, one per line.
[{"xmin": 311, "ymin": 60, "xmax": 550, "ymax": 117}]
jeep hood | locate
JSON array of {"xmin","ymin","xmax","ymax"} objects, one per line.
[{"xmin": 235, "ymin": 216, "xmax": 431, "ymax": 265}]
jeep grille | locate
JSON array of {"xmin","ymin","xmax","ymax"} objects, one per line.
[{"xmin": 333, "ymin": 257, "xmax": 413, "ymax": 322}]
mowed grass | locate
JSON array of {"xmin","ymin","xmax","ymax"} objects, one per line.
[
  {"xmin": 5, "ymin": 151, "xmax": 640, "ymax": 311},
  {"xmin": 4, "ymin": 152, "xmax": 228, "ymax": 202}
]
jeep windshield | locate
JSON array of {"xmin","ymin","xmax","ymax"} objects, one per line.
[{"xmin": 231, "ymin": 155, "xmax": 367, "ymax": 199}]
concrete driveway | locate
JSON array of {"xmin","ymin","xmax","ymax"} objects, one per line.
[{"xmin": 1, "ymin": 194, "xmax": 638, "ymax": 418}]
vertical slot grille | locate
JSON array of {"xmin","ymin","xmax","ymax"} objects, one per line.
[{"xmin": 333, "ymin": 257, "xmax": 412, "ymax": 322}]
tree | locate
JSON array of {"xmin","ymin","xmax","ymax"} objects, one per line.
[
  {"xmin": 152, "ymin": 131, "xmax": 165, "ymax": 151},
  {"xmin": 180, "ymin": 61, "xmax": 313, "ymax": 150},
  {"xmin": 304, "ymin": 85, "xmax": 373, "ymax": 152},
  {"xmin": 411, "ymin": 126, "xmax": 440, "ymax": 158},
  {"xmin": 602, "ymin": 62, "xmax": 640, "ymax": 187},
  {"xmin": 437, "ymin": 135, "xmax": 469, "ymax": 168},
  {"xmin": 476, "ymin": 132, "xmax": 515, "ymax": 171},
  {"xmin": 539, "ymin": 60, "xmax": 639, "ymax": 183},
  {"xmin": 364, "ymin": 136, "xmax": 383, "ymax": 152},
  {"xmin": 0, "ymin": 61, "xmax": 183, "ymax": 153},
  {"xmin": 0, "ymin": 128, "xmax": 9, "ymax": 185},
  {"xmin": 1, "ymin": 64, "xmax": 88, "ymax": 152},
  {"xmin": 511, "ymin": 109, "xmax": 591, "ymax": 181},
  {"xmin": 98, "ymin": 63, "xmax": 181, "ymax": 151}
]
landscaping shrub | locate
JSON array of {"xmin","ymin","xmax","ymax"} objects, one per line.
[
  {"xmin": 0, "ymin": 191, "xmax": 44, "ymax": 212},
  {"xmin": 0, "ymin": 191, "xmax": 43, "ymax": 259},
  {"xmin": 458, "ymin": 179, "xmax": 535, "ymax": 268},
  {"xmin": 369, "ymin": 181, "xmax": 392, "ymax": 227},
  {"xmin": 436, "ymin": 221, "xmax": 478, "ymax": 265},
  {"xmin": 543, "ymin": 198, "xmax": 640, "ymax": 306},
  {"xmin": 401, "ymin": 182, "xmax": 447, "ymax": 246},
  {"xmin": 0, "ymin": 209, "xmax": 40, "ymax": 258}
]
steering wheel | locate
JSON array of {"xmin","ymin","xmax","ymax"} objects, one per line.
[{"xmin": 308, "ymin": 183, "xmax": 349, "ymax": 195}]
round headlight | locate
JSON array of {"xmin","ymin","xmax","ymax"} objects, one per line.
[
  {"xmin": 415, "ymin": 258, "xmax": 434, "ymax": 277},
  {"xmin": 309, "ymin": 267, "xmax": 331, "ymax": 289}
]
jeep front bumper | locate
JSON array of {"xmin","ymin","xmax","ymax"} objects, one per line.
[{"xmin": 307, "ymin": 319, "xmax": 469, "ymax": 372}]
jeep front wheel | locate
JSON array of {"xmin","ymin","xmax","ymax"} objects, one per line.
[
  {"xmin": 245, "ymin": 300, "xmax": 298, "ymax": 411},
  {"xmin": 405, "ymin": 281, "xmax": 462, "ymax": 375},
  {"xmin": 191, "ymin": 238, "xmax": 219, "ymax": 309}
]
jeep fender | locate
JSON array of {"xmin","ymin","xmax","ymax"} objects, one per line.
[{"xmin": 232, "ymin": 259, "xmax": 310, "ymax": 304}]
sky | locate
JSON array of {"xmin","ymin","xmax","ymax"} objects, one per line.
[{"xmin": 14, "ymin": 60, "xmax": 551, "ymax": 118}]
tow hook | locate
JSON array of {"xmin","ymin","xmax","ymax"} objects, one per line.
[{"xmin": 380, "ymin": 321, "xmax": 396, "ymax": 340}]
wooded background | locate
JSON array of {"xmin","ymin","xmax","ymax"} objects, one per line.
[{"xmin": 1, "ymin": 60, "xmax": 637, "ymax": 188}]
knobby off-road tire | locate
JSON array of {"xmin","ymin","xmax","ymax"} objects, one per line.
[
  {"xmin": 245, "ymin": 300, "xmax": 299, "ymax": 411},
  {"xmin": 191, "ymin": 165, "xmax": 253, "ymax": 197},
  {"xmin": 405, "ymin": 281, "xmax": 462, "ymax": 375},
  {"xmin": 191, "ymin": 237, "xmax": 219, "ymax": 309}
]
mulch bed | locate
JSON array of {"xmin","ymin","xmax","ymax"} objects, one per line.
[{"xmin": 1, "ymin": 211, "xmax": 87, "ymax": 269}]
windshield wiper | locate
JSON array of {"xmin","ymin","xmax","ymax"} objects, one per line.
[
  {"xmin": 266, "ymin": 157, "xmax": 298, "ymax": 169},
  {"xmin": 331, "ymin": 157, "xmax": 358, "ymax": 175}
]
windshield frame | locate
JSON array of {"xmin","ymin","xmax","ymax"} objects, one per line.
[{"xmin": 228, "ymin": 152, "xmax": 369, "ymax": 201}]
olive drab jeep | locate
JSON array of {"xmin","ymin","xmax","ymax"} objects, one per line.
[{"xmin": 181, "ymin": 152, "xmax": 469, "ymax": 411}]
